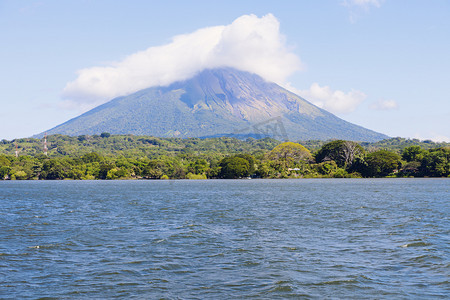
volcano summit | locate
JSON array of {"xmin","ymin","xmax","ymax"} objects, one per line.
[{"xmin": 45, "ymin": 68, "xmax": 387, "ymax": 141}]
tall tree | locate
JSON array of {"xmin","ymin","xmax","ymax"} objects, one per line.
[
  {"xmin": 219, "ymin": 156, "xmax": 250, "ymax": 179},
  {"xmin": 364, "ymin": 150, "xmax": 402, "ymax": 177},
  {"xmin": 267, "ymin": 142, "xmax": 312, "ymax": 163},
  {"xmin": 419, "ymin": 148, "xmax": 450, "ymax": 177},
  {"xmin": 402, "ymin": 145, "xmax": 425, "ymax": 162},
  {"xmin": 315, "ymin": 140, "xmax": 365, "ymax": 169}
]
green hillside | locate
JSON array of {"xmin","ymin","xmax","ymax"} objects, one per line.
[{"xmin": 2, "ymin": 135, "xmax": 448, "ymax": 158}]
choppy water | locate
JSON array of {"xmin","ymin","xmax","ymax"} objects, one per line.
[{"xmin": 0, "ymin": 179, "xmax": 449, "ymax": 299}]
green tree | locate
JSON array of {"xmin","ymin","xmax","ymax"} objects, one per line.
[
  {"xmin": 97, "ymin": 161, "xmax": 116, "ymax": 179},
  {"xmin": 267, "ymin": 142, "xmax": 312, "ymax": 167},
  {"xmin": 0, "ymin": 166, "xmax": 11, "ymax": 179},
  {"xmin": 402, "ymin": 145, "xmax": 425, "ymax": 162},
  {"xmin": 106, "ymin": 167, "xmax": 128, "ymax": 179},
  {"xmin": 143, "ymin": 159, "xmax": 168, "ymax": 179},
  {"xmin": 254, "ymin": 161, "xmax": 272, "ymax": 178},
  {"xmin": 41, "ymin": 159, "xmax": 72, "ymax": 180},
  {"xmin": 188, "ymin": 158, "xmax": 209, "ymax": 175},
  {"xmin": 364, "ymin": 150, "xmax": 402, "ymax": 177},
  {"xmin": 399, "ymin": 161, "xmax": 421, "ymax": 177},
  {"xmin": 315, "ymin": 140, "xmax": 365, "ymax": 169},
  {"xmin": 235, "ymin": 154, "xmax": 256, "ymax": 174},
  {"xmin": 14, "ymin": 170, "xmax": 28, "ymax": 180},
  {"xmin": 219, "ymin": 156, "xmax": 250, "ymax": 179},
  {"xmin": 0, "ymin": 155, "xmax": 11, "ymax": 167},
  {"xmin": 419, "ymin": 148, "xmax": 450, "ymax": 177},
  {"xmin": 81, "ymin": 152, "xmax": 103, "ymax": 163},
  {"xmin": 316, "ymin": 161, "xmax": 339, "ymax": 176}
]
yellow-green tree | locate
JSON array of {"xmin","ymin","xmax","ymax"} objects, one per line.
[{"xmin": 267, "ymin": 142, "xmax": 312, "ymax": 164}]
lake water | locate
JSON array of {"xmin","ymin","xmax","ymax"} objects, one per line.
[{"xmin": 0, "ymin": 179, "xmax": 448, "ymax": 299}]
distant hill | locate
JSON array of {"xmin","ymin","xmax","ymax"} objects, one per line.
[
  {"xmin": 41, "ymin": 68, "xmax": 388, "ymax": 142},
  {"xmin": 2, "ymin": 135, "xmax": 448, "ymax": 158}
]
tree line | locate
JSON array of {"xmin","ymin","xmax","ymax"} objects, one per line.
[{"xmin": 0, "ymin": 135, "xmax": 448, "ymax": 180}]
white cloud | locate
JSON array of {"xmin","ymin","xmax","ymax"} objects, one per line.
[
  {"xmin": 298, "ymin": 83, "xmax": 366, "ymax": 114},
  {"xmin": 343, "ymin": 0, "xmax": 383, "ymax": 9},
  {"xmin": 370, "ymin": 99, "xmax": 398, "ymax": 110},
  {"xmin": 62, "ymin": 14, "xmax": 301, "ymax": 111},
  {"xmin": 341, "ymin": 0, "xmax": 384, "ymax": 23}
]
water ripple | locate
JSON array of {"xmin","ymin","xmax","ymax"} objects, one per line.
[{"xmin": 0, "ymin": 179, "xmax": 448, "ymax": 299}]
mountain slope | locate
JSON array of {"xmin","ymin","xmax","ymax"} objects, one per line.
[{"xmin": 44, "ymin": 68, "xmax": 388, "ymax": 141}]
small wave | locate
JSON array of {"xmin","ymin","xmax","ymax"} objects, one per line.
[
  {"xmin": 271, "ymin": 285, "xmax": 294, "ymax": 292},
  {"xmin": 27, "ymin": 241, "xmax": 79, "ymax": 251},
  {"xmin": 241, "ymin": 261, "xmax": 260, "ymax": 267},
  {"xmin": 207, "ymin": 253, "xmax": 225, "ymax": 258},
  {"xmin": 27, "ymin": 244, "xmax": 59, "ymax": 249},
  {"xmin": 410, "ymin": 254, "xmax": 442, "ymax": 262},
  {"xmin": 434, "ymin": 280, "xmax": 450, "ymax": 286},
  {"xmin": 160, "ymin": 263, "xmax": 184, "ymax": 270},
  {"xmin": 268, "ymin": 280, "xmax": 295, "ymax": 293},
  {"xmin": 117, "ymin": 282, "xmax": 139, "ymax": 286},
  {"xmin": 283, "ymin": 246, "xmax": 298, "ymax": 251},
  {"xmin": 126, "ymin": 260, "xmax": 145, "ymax": 265},
  {"xmin": 313, "ymin": 279, "xmax": 358, "ymax": 286},
  {"xmin": 235, "ymin": 248, "xmax": 250, "ymax": 252},
  {"xmin": 400, "ymin": 241, "xmax": 431, "ymax": 248}
]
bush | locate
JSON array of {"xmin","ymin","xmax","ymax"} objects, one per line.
[
  {"xmin": 14, "ymin": 170, "xmax": 28, "ymax": 180},
  {"xmin": 186, "ymin": 172, "xmax": 207, "ymax": 179}
]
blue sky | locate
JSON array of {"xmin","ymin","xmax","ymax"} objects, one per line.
[{"xmin": 1, "ymin": 0, "xmax": 449, "ymax": 141}]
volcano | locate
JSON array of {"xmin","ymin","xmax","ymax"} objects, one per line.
[{"xmin": 44, "ymin": 68, "xmax": 388, "ymax": 141}]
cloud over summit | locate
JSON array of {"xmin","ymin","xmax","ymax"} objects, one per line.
[{"xmin": 62, "ymin": 14, "xmax": 301, "ymax": 110}]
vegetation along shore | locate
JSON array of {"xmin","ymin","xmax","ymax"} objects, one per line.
[{"xmin": 0, "ymin": 134, "xmax": 449, "ymax": 180}]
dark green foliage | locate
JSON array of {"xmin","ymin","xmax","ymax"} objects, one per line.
[
  {"xmin": 0, "ymin": 155, "xmax": 10, "ymax": 166},
  {"xmin": 97, "ymin": 161, "xmax": 115, "ymax": 179},
  {"xmin": 363, "ymin": 150, "xmax": 402, "ymax": 177},
  {"xmin": 316, "ymin": 161, "xmax": 340, "ymax": 176},
  {"xmin": 41, "ymin": 158, "xmax": 75, "ymax": 180},
  {"xmin": 188, "ymin": 159, "xmax": 209, "ymax": 175},
  {"xmin": 419, "ymin": 148, "xmax": 450, "ymax": 177},
  {"xmin": 402, "ymin": 146, "xmax": 425, "ymax": 162},
  {"xmin": 0, "ymin": 166, "xmax": 11, "ymax": 179},
  {"xmin": 315, "ymin": 140, "xmax": 365, "ymax": 169},
  {"xmin": 81, "ymin": 152, "xmax": 103, "ymax": 163},
  {"xmin": 143, "ymin": 159, "xmax": 169, "ymax": 179},
  {"xmin": 0, "ymin": 134, "xmax": 448, "ymax": 180},
  {"xmin": 234, "ymin": 154, "xmax": 256, "ymax": 174},
  {"xmin": 399, "ymin": 161, "xmax": 421, "ymax": 177},
  {"xmin": 219, "ymin": 156, "xmax": 251, "ymax": 179}
]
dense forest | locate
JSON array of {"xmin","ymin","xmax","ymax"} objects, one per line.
[{"xmin": 0, "ymin": 134, "xmax": 449, "ymax": 180}]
